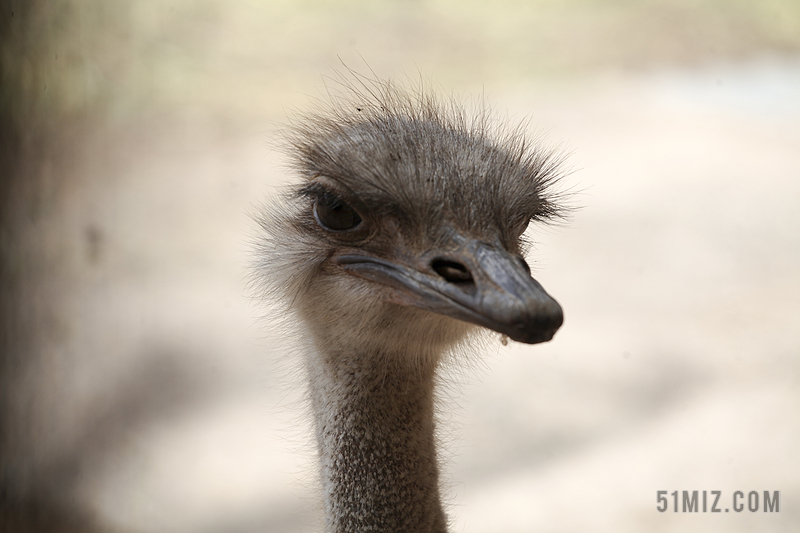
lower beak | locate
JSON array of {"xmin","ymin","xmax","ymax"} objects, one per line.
[{"xmin": 334, "ymin": 240, "xmax": 563, "ymax": 344}]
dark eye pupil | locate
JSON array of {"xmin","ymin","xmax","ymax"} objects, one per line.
[{"xmin": 314, "ymin": 193, "xmax": 362, "ymax": 231}]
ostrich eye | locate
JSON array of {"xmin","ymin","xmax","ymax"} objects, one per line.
[{"xmin": 314, "ymin": 191, "xmax": 362, "ymax": 231}]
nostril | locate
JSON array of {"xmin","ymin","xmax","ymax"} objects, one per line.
[{"xmin": 431, "ymin": 259, "xmax": 474, "ymax": 285}]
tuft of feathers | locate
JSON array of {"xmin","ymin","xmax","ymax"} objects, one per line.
[{"xmin": 283, "ymin": 74, "xmax": 567, "ymax": 240}]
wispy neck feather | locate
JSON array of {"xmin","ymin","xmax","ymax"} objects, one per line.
[{"xmin": 306, "ymin": 341, "xmax": 448, "ymax": 533}]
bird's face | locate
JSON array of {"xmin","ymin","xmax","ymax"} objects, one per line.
[{"xmin": 296, "ymin": 170, "xmax": 563, "ymax": 345}]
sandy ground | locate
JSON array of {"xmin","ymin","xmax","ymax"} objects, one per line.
[
  {"xmin": 3, "ymin": 3, "xmax": 800, "ymax": 532},
  {"xmin": 10, "ymin": 57, "xmax": 796, "ymax": 533}
]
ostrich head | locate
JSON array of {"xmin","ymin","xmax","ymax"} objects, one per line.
[{"xmin": 256, "ymin": 76, "xmax": 566, "ymax": 361}]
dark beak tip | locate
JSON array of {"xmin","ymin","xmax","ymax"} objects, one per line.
[
  {"xmin": 512, "ymin": 325, "xmax": 560, "ymax": 345},
  {"xmin": 509, "ymin": 302, "xmax": 563, "ymax": 345}
]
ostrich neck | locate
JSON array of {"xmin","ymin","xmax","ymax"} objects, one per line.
[{"xmin": 306, "ymin": 344, "xmax": 447, "ymax": 533}]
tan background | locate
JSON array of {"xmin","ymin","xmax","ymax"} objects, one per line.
[{"xmin": 2, "ymin": 1, "xmax": 799, "ymax": 531}]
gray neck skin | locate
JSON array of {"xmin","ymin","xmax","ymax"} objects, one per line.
[{"xmin": 306, "ymin": 347, "xmax": 447, "ymax": 533}]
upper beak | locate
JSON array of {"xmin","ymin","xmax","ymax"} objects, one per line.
[{"xmin": 334, "ymin": 239, "xmax": 563, "ymax": 344}]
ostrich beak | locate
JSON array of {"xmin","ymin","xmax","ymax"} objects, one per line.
[{"xmin": 334, "ymin": 240, "xmax": 563, "ymax": 344}]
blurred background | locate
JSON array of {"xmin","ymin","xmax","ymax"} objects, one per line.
[{"xmin": 1, "ymin": 0, "xmax": 799, "ymax": 531}]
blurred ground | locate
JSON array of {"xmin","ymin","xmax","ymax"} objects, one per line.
[{"xmin": 2, "ymin": 1, "xmax": 799, "ymax": 532}]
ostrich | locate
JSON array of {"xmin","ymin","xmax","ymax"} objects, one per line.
[{"xmin": 255, "ymin": 75, "xmax": 566, "ymax": 533}]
